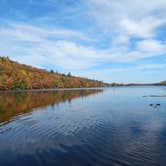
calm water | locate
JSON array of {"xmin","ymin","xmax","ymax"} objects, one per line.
[{"xmin": 0, "ymin": 87, "xmax": 166, "ymax": 166}]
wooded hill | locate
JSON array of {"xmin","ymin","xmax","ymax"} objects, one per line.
[
  {"xmin": 0, "ymin": 57, "xmax": 109, "ymax": 90},
  {"xmin": 156, "ymin": 81, "xmax": 166, "ymax": 85}
]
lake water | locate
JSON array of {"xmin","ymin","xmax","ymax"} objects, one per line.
[{"xmin": 0, "ymin": 87, "xmax": 166, "ymax": 166}]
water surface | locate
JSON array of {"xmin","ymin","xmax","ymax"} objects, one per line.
[{"xmin": 0, "ymin": 87, "xmax": 166, "ymax": 166}]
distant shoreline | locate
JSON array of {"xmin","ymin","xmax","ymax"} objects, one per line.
[
  {"xmin": 125, "ymin": 84, "xmax": 166, "ymax": 86},
  {"xmin": 0, "ymin": 85, "xmax": 165, "ymax": 93}
]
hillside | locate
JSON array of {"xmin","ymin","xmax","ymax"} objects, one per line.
[
  {"xmin": 0, "ymin": 57, "xmax": 109, "ymax": 90},
  {"xmin": 126, "ymin": 81, "xmax": 166, "ymax": 86},
  {"xmin": 158, "ymin": 81, "xmax": 166, "ymax": 85}
]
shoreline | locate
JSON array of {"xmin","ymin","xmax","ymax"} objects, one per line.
[
  {"xmin": 0, "ymin": 87, "xmax": 106, "ymax": 93},
  {"xmin": 0, "ymin": 85, "xmax": 165, "ymax": 93}
]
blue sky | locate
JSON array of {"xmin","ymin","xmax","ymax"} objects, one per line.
[{"xmin": 0, "ymin": 0, "xmax": 166, "ymax": 83}]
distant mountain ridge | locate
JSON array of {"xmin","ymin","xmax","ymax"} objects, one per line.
[
  {"xmin": 0, "ymin": 57, "xmax": 109, "ymax": 90},
  {"xmin": 126, "ymin": 81, "xmax": 166, "ymax": 86},
  {"xmin": 155, "ymin": 81, "xmax": 166, "ymax": 85}
]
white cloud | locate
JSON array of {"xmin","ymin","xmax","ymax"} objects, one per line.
[
  {"xmin": 136, "ymin": 39, "xmax": 165, "ymax": 52},
  {"xmin": 0, "ymin": 21, "xmax": 90, "ymax": 42},
  {"xmin": 86, "ymin": 0, "xmax": 166, "ymax": 38},
  {"xmin": 112, "ymin": 35, "xmax": 129, "ymax": 45},
  {"xmin": 120, "ymin": 17, "xmax": 164, "ymax": 38},
  {"xmin": 1, "ymin": 21, "xmax": 166, "ymax": 71},
  {"xmin": 0, "ymin": 20, "xmax": 166, "ymax": 71}
]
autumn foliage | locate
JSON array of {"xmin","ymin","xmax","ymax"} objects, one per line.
[{"xmin": 0, "ymin": 57, "xmax": 109, "ymax": 90}]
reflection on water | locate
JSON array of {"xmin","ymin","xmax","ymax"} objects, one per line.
[
  {"xmin": 0, "ymin": 89, "xmax": 102, "ymax": 123},
  {"xmin": 0, "ymin": 87, "xmax": 166, "ymax": 166}
]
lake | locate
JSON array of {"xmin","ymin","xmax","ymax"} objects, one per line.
[{"xmin": 0, "ymin": 87, "xmax": 166, "ymax": 166}]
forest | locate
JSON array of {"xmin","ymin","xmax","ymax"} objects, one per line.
[{"xmin": 0, "ymin": 56, "xmax": 109, "ymax": 90}]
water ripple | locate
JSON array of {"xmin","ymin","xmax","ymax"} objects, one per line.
[{"xmin": 0, "ymin": 87, "xmax": 166, "ymax": 165}]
